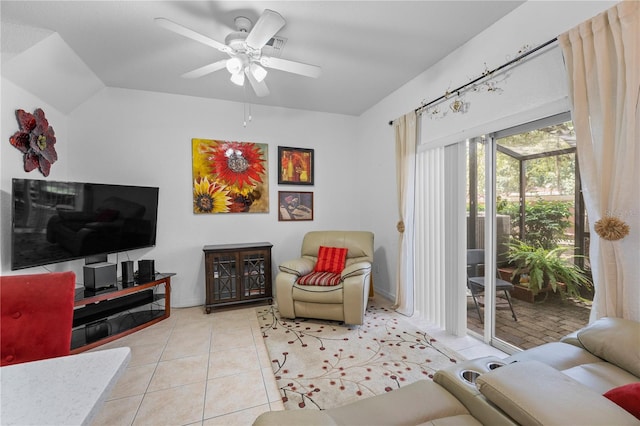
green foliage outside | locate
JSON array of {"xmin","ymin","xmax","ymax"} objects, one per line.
[
  {"xmin": 471, "ymin": 122, "xmax": 577, "ymax": 200},
  {"xmin": 496, "ymin": 121, "xmax": 576, "ymax": 197},
  {"xmin": 506, "ymin": 240, "xmax": 592, "ymax": 300},
  {"xmin": 467, "ymin": 121, "xmax": 593, "ymax": 301},
  {"xmin": 497, "ymin": 198, "xmax": 573, "ymax": 249}
]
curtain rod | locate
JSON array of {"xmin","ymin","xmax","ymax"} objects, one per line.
[{"xmin": 388, "ymin": 37, "xmax": 558, "ymax": 126}]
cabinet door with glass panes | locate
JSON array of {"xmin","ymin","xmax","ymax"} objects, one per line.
[{"xmin": 203, "ymin": 243, "xmax": 272, "ymax": 313}]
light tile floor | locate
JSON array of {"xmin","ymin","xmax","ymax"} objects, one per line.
[{"xmin": 90, "ymin": 297, "xmax": 505, "ymax": 425}]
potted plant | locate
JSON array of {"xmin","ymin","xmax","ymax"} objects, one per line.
[{"xmin": 506, "ymin": 240, "xmax": 592, "ymax": 301}]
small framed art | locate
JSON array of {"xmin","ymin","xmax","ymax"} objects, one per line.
[
  {"xmin": 278, "ymin": 191, "xmax": 313, "ymax": 221},
  {"xmin": 278, "ymin": 146, "xmax": 314, "ymax": 185}
]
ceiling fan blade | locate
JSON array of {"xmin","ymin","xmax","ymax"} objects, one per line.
[
  {"xmin": 245, "ymin": 9, "xmax": 285, "ymax": 50},
  {"xmin": 260, "ymin": 56, "xmax": 322, "ymax": 78},
  {"xmin": 245, "ymin": 68, "xmax": 270, "ymax": 97},
  {"xmin": 181, "ymin": 60, "xmax": 228, "ymax": 79},
  {"xmin": 155, "ymin": 18, "xmax": 230, "ymax": 53}
]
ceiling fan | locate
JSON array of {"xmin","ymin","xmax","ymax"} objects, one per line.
[{"xmin": 155, "ymin": 9, "xmax": 322, "ymax": 97}]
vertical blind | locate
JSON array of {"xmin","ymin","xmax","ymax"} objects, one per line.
[
  {"xmin": 414, "ymin": 147, "xmax": 446, "ymax": 328},
  {"xmin": 414, "ymin": 143, "xmax": 466, "ymax": 334}
]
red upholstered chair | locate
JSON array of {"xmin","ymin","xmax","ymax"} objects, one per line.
[{"xmin": 0, "ymin": 271, "xmax": 76, "ymax": 366}]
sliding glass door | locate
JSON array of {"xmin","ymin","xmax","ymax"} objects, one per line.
[
  {"xmin": 466, "ymin": 135, "xmax": 503, "ymax": 345},
  {"xmin": 465, "ymin": 113, "xmax": 591, "ymax": 352}
]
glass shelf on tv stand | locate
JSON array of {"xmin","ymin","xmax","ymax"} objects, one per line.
[
  {"xmin": 75, "ymin": 272, "xmax": 175, "ymax": 301},
  {"xmin": 71, "ymin": 273, "xmax": 175, "ymax": 354}
]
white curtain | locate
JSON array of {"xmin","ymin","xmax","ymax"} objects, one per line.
[
  {"xmin": 393, "ymin": 111, "xmax": 417, "ymax": 316},
  {"xmin": 559, "ymin": 1, "xmax": 640, "ymax": 321}
]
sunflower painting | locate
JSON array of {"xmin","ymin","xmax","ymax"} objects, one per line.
[{"xmin": 192, "ymin": 139, "xmax": 269, "ymax": 214}]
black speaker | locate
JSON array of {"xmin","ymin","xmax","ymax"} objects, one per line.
[
  {"xmin": 83, "ymin": 262, "xmax": 117, "ymax": 289},
  {"xmin": 122, "ymin": 260, "xmax": 134, "ymax": 284},
  {"xmin": 138, "ymin": 259, "xmax": 155, "ymax": 282}
]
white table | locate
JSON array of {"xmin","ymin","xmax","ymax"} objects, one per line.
[{"xmin": 0, "ymin": 347, "xmax": 131, "ymax": 425}]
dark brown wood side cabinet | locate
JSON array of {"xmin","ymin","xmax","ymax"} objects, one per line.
[{"xmin": 203, "ymin": 243, "xmax": 273, "ymax": 313}]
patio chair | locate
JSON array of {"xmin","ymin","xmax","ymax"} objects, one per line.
[{"xmin": 467, "ymin": 249, "xmax": 517, "ymax": 323}]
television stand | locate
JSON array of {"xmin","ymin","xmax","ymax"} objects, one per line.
[{"xmin": 70, "ymin": 273, "xmax": 174, "ymax": 354}]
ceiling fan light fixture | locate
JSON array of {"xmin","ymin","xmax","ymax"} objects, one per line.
[
  {"xmin": 249, "ymin": 63, "xmax": 268, "ymax": 82},
  {"xmin": 230, "ymin": 71, "xmax": 245, "ymax": 86},
  {"xmin": 226, "ymin": 57, "xmax": 244, "ymax": 75},
  {"xmin": 157, "ymin": 9, "xmax": 321, "ymax": 98}
]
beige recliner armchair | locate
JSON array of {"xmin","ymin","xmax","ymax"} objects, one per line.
[{"xmin": 276, "ymin": 230, "xmax": 374, "ymax": 325}]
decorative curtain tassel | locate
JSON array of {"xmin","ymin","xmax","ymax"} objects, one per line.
[{"xmin": 594, "ymin": 216, "xmax": 630, "ymax": 241}]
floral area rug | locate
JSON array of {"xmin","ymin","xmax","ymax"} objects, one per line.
[{"xmin": 256, "ymin": 302, "xmax": 465, "ymax": 410}]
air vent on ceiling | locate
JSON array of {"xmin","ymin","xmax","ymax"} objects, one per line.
[{"xmin": 262, "ymin": 36, "xmax": 286, "ymax": 58}]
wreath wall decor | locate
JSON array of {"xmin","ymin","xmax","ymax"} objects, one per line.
[{"xmin": 9, "ymin": 108, "xmax": 58, "ymax": 177}]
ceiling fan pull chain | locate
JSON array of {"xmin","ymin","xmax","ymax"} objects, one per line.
[
  {"xmin": 243, "ymin": 103, "xmax": 247, "ymax": 128},
  {"xmin": 242, "ymin": 84, "xmax": 254, "ymax": 128},
  {"xmin": 243, "ymin": 86, "xmax": 247, "ymax": 127}
]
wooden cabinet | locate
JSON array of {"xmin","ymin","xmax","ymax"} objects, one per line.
[
  {"xmin": 71, "ymin": 273, "xmax": 173, "ymax": 353},
  {"xmin": 203, "ymin": 243, "xmax": 273, "ymax": 313}
]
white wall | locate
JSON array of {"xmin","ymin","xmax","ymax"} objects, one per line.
[
  {"xmin": 66, "ymin": 88, "xmax": 360, "ymax": 306},
  {"xmin": 357, "ymin": 1, "xmax": 617, "ymax": 301},
  {"xmin": 0, "ymin": 81, "xmax": 361, "ymax": 307}
]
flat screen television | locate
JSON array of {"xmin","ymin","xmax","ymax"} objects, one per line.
[{"xmin": 11, "ymin": 178, "xmax": 159, "ymax": 270}]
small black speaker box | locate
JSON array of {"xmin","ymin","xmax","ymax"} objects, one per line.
[
  {"xmin": 122, "ymin": 260, "xmax": 134, "ymax": 284},
  {"xmin": 138, "ymin": 259, "xmax": 155, "ymax": 282},
  {"xmin": 83, "ymin": 262, "xmax": 117, "ymax": 289}
]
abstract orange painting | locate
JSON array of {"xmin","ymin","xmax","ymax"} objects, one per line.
[{"xmin": 278, "ymin": 146, "xmax": 314, "ymax": 185}]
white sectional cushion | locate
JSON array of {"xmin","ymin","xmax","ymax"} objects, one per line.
[
  {"xmin": 577, "ymin": 317, "xmax": 640, "ymax": 377},
  {"xmin": 420, "ymin": 415, "xmax": 483, "ymax": 425},
  {"xmin": 328, "ymin": 380, "xmax": 471, "ymax": 426},
  {"xmin": 504, "ymin": 341, "xmax": 602, "ymax": 370},
  {"xmin": 562, "ymin": 361, "xmax": 640, "ymax": 393},
  {"xmin": 476, "ymin": 360, "xmax": 639, "ymax": 426}
]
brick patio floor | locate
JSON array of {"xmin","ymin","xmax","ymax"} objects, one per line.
[{"xmin": 466, "ymin": 293, "xmax": 592, "ymax": 350}]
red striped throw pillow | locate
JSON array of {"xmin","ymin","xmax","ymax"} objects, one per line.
[
  {"xmin": 297, "ymin": 271, "xmax": 342, "ymax": 286},
  {"xmin": 314, "ymin": 246, "xmax": 348, "ymax": 274}
]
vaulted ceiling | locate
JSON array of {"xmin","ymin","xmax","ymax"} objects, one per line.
[{"xmin": 1, "ymin": 1, "xmax": 524, "ymax": 116}]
